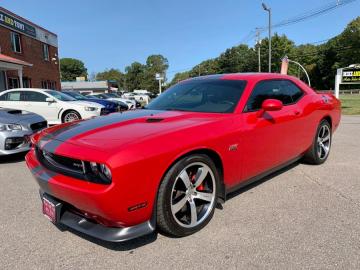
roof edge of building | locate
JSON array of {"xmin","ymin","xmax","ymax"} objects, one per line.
[{"xmin": 0, "ymin": 6, "xmax": 57, "ymax": 37}]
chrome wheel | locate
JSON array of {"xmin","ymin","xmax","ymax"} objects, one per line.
[
  {"xmin": 317, "ymin": 124, "xmax": 331, "ymax": 160},
  {"xmin": 170, "ymin": 162, "xmax": 216, "ymax": 228},
  {"xmin": 64, "ymin": 112, "xmax": 80, "ymax": 123}
]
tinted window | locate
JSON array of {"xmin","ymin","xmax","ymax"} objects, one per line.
[
  {"xmin": 281, "ymin": 80, "xmax": 304, "ymax": 103},
  {"xmin": 0, "ymin": 93, "xmax": 7, "ymax": 101},
  {"xmin": 245, "ymin": 80, "xmax": 304, "ymax": 112},
  {"xmin": 25, "ymin": 91, "xmax": 47, "ymax": 102},
  {"xmin": 45, "ymin": 90, "xmax": 76, "ymax": 101},
  {"xmin": 7, "ymin": 91, "xmax": 23, "ymax": 101},
  {"xmin": 63, "ymin": 91, "xmax": 87, "ymax": 100},
  {"xmin": 146, "ymin": 79, "xmax": 247, "ymax": 113}
]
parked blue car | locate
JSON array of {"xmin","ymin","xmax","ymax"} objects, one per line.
[{"xmin": 62, "ymin": 91, "xmax": 127, "ymax": 113}]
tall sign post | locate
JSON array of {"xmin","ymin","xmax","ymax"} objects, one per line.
[{"xmin": 155, "ymin": 73, "xmax": 163, "ymax": 94}]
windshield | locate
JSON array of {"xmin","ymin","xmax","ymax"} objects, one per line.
[
  {"xmin": 45, "ymin": 90, "xmax": 76, "ymax": 101},
  {"xmin": 145, "ymin": 79, "xmax": 247, "ymax": 113},
  {"xmin": 64, "ymin": 91, "xmax": 87, "ymax": 100},
  {"xmin": 106, "ymin": 93, "xmax": 121, "ymax": 98}
]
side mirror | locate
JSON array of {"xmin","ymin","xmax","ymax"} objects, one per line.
[
  {"xmin": 46, "ymin": 97, "xmax": 56, "ymax": 103},
  {"xmin": 262, "ymin": 99, "xmax": 283, "ymax": 111}
]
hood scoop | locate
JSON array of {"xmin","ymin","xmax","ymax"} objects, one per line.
[
  {"xmin": 146, "ymin": 118, "xmax": 164, "ymax": 123},
  {"xmin": 7, "ymin": 110, "xmax": 23, "ymax": 115}
]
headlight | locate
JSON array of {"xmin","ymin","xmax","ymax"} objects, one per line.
[
  {"xmin": 89, "ymin": 162, "xmax": 112, "ymax": 183},
  {"xmin": 84, "ymin": 107, "xmax": 98, "ymax": 111},
  {"xmin": 0, "ymin": 123, "xmax": 22, "ymax": 131}
]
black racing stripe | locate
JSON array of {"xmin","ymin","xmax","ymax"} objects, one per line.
[{"xmin": 42, "ymin": 109, "xmax": 163, "ymax": 153}]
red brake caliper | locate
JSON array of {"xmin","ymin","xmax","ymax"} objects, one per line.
[{"xmin": 191, "ymin": 172, "xmax": 204, "ymax": 191}]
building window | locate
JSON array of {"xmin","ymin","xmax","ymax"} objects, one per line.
[
  {"xmin": 42, "ymin": 44, "xmax": 49, "ymax": 61},
  {"xmin": 10, "ymin": 32, "xmax": 22, "ymax": 53},
  {"xmin": 8, "ymin": 78, "xmax": 20, "ymax": 89},
  {"xmin": 23, "ymin": 77, "xmax": 32, "ymax": 88},
  {"xmin": 41, "ymin": 80, "xmax": 48, "ymax": 89}
]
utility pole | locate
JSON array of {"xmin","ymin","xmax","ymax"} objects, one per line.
[
  {"xmin": 255, "ymin": 28, "xmax": 261, "ymax": 72},
  {"xmin": 198, "ymin": 64, "xmax": 201, "ymax": 76},
  {"xmin": 262, "ymin": 3, "xmax": 272, "ymax": 73}
]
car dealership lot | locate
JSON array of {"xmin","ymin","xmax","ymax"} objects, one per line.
[{"xmin": 1, "ymin": 115, "xmax": 360, "ymax": 270}]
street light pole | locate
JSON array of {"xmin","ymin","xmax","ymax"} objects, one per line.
[
  {"xmin": 255, "ymin": 28, "xmax": 261, "ymax": 72},
  {"xmin": 262, "ymin": 3, "xmax": 271, "ymax": 73}
]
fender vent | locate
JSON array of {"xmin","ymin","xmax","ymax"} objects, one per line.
[{"xmin": 146, "ymin": 118, "xmax": 164, "ymax": 123}]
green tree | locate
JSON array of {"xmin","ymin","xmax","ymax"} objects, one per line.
[
  {"xmin": 169, "ymin": 71, "xmax": 191, "ymax": 86},
  {"xmin": 60, "ymin": 58, "xmax": 87, "ymax": 81},
  {"xmin": 124, "ymin": 62, "xmax": 145, "ymax": 91},
  {"xmin": 96, "ymin": 68, "xmax": 124, "ymax": 89},
  {"xmin": 142, "ymin": 55, "xmax": 169, "ymax": 92},
  {"xmin": 259, "ymin": 33, "xmax": 295, "ymax": 73},
  {"xmin": 217, "ymin": 44, "xmax": 257, "ymax": 73},
  {"xmin": 336, "ymin": 17, "xmax": 360, "ymax": 68}
]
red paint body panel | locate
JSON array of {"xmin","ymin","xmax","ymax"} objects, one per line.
[{"xmin": 26, "ymin": 73, "xmax": 341, "ymax": 228}]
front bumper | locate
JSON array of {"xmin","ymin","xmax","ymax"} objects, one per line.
[
  {"xmin": 0, "ymin": 130, "xmax": 32, "ymax": 155},
  {"xmin": 26, "ymin": 148, "xmax": 156, "ymax": 242},
  {"xmin": 41, "ymin": 192, "xmax": 155, "ymax": 242}
]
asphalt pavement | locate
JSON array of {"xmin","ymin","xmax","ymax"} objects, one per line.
[{"xmin": 1, "ymin": 115, "xmax": 360, "ymax": 270}]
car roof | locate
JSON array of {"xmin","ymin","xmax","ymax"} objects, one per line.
[
  {"xmin": 1, "ymin": 88, "xmax": 51, "ymax": 93},
  {"xmin": 186, "ymin": 73, "xmax": 300, "ymax": 81}
]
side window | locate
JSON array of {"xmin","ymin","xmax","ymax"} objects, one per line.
[
  {"xmin": 280, "ymin": 80, "xmax": 304, "ymax": 103},
  {"xmin": 245, "ymin": 80, "xmax": 303, "ymax": 112},
  {"xmin": 25, "ymin": 91, "xmax": 48, "ymax": 102},
  {"xmin": 7, "ymin": 91, "xmax": 23, "ymax": 101},
  {"xmin": 0, "ymin": 93, "xmax": 8, "ymax": 101},
  {"xmin": 245, "ymin": 80, "xmax": 288, "ymax": 111}
]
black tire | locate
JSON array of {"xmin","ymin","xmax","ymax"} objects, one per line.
[
  {"xmin": 156, "ymin": 154, "xmax": 219, "ymax": 237},
  {"xmin": 303, "ymin": 119, "xmax": 332, "ymax": 165},
  {"xmin": 62, "ymin": 110, "xmax": 81, "ymax": 123}
]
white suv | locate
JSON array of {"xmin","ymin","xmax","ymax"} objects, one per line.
[{"xmin": 0, "ymin": 89, "xmax": 105, "ymax": 125}]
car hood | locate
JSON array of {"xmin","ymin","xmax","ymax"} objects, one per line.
[
  {"xmin": 39, "ymin": 109, "xmax": 224, "ymax": 152},
  {"xmin": 67, "ymin": 100, "xmax": 104, "ymax": 108},
  {"xmin": 108, "ymin": 98, "xmax": 135, "ymax": 104},
  {"xmin": 0, "ymin": 108, "xmax": 43, "ymax": 124},
  {"xmin": 87, "ymin": 98, "xmax": 117, "ymax": 107}
]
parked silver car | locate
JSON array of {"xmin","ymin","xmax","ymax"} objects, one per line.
[{"xmin": 0, "ymin": 108, "xmax": 47, "ymax": 155}]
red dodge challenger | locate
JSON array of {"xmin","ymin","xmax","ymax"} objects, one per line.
[{"xmin": 26, "ymin": 73, "xmax": 341, "ymax": 242}]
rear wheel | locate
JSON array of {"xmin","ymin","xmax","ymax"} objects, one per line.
[
  {"xmin": 62, "ymin": 110, "xmax": 81, "ymax": 123},
  {"xmin": 156, "ymin": 154, "xmax": 219, "ymax": 237},
  {"xmin": 303, "ymin": 119, "xmax": 332, "ymax": 164}
]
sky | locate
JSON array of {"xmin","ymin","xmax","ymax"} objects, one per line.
[{"xmin": 1, "ymin": 0, "xmax": 360, "ymax": 80}]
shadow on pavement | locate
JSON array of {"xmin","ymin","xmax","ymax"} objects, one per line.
[{"xmin": 0, "ymin": 152, "xmax": 27, "ymax": 164}]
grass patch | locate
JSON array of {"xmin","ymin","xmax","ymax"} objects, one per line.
[{"xmin": 340, "ymin": 94, "xmax": 360, "ymax": 115}]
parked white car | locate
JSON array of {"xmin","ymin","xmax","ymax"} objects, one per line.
[
  {"xmin": 123, "ymin": 92, "xmax": 150, "ymax": 104},
  {"xmin": 89, "ymin": 93, "xmax": 136, "ymax": 110},
  {"xmin": 0, "ymin": 88, "xmax": 105, "ymax": 125}
]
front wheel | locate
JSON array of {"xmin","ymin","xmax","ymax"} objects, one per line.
[
  {"xmin": 156, "ymin": 154, "xmax": 219, "ymax": 237},
  {"xmin": 62, "ymin": 110, "xmax": 81, "ymax": 123},
  {"xmin": 303, "ymin": 119, "xmax": 332, "ymax": 164}
]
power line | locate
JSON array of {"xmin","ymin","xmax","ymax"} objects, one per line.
[
  {"xmin": 240, "ymin": 0, "xmax": 357, "ymax": 45},
  {"xmin": 169, "ymin": 0, "xmax": 357, "ymax": 77}
]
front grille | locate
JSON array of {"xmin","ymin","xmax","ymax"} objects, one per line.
[
  {"xmin": 35, "ymin": 147, "xmax": 110, "ymax": 185},
  {"xmin": 100, "ymin": 108, "xmax": 110, "ymax": 115},
  {"xmin": 30, "ymin": 121, "xmax": 47, "ymax": 131},
  {"xmin": 5, "ymin": 137, "xmax": 25, "ymax": 150}
]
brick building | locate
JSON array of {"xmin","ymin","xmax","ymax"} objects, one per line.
[{"xmin": 0, "ymin": 7, "xmax": 60, "ymax": 92}]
